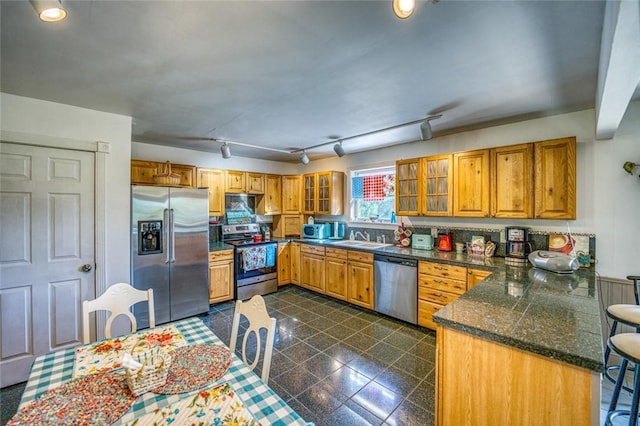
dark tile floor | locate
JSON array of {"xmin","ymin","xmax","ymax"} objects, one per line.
[
  {"xmin": 0, "ymin": 285, "xmax": 632, "ymax": 425},
  {"xmin": 205, "ymin": 285, "xmax": 437, "ymax": 426}
]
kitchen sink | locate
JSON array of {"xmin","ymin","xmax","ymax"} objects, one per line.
[{"xmin": 329, "ymin": 240, "xmax": 393, "ymax": 249}]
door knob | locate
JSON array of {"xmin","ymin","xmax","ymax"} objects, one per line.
[{"xmin": 81, "ymin": 264, "xmax": 93, "ymax": 272}]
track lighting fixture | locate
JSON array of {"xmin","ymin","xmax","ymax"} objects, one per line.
[
  {"xmin": 419, "ymin": 114, "xmax": 443, "ymax": 140},
  {"xmin": 299, "ymin": 152, "xmax": 310, "ymax": 165},
  {"xmin": 30, "ymin": 0, "xmax": 67, "ymax": 22},
  {"xmin": 220, "ymin": 142, "xmax": 231, "ymax": 159},
  {"xmin": 333, "ymin": 141, "xmax": 345, "ymax": 157},
  {"xmin": 392, "ymin": 0, "xmax": 416, "ymax": 19}
]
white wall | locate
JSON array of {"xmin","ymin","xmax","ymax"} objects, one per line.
[
  {"xmin": 0, "ymin": 93, "xmax": 132, "ymax": 287},
  {"xmin": 302, "ymin": 105, "xmax": 640, "ymax": 280}
]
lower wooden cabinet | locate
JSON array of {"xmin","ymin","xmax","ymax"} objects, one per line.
[
  {"xmin": 347, "ymin": 251, "xmax": 374, "ymax": 309},
  {"xmin": 208, "ymin": 250, "xmax": 234, "ymax": 304},
  {"xmin": 290, "ymin": 242, "xmax": 300, "ymax": 284},
  {"xmin": 277, "ymin": 242, "xmax": 290, "ymax": 286},
  {"xmin": 467, "ymin": 267, "xmax": 493, "ymax": 289},
  {"xmin": 325, "ymin": 248, "xmax": 348, "ymax": 301},
  {"xmin": 300, "ymin": 244, "xmax": 325, "ymax": 293},
  {"xmin": 418, "ymin": 261, "xmax": 467, "ymax": 329}
]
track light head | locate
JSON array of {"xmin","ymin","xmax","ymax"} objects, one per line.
[
  {"xmin": 300, "ymin": 152, "xmax": 310, "ymax": 165},
  {"xmin": 220, "ymin": 143, "xmax": 231, "ymax": 159},
  {"xmin": 420, "ymin": 121, "xmax": 433, "ymax": 140},
  {"xmin": 419, "ymin": 114, "xmax": 443, "ymax": 140},
  {"xmin": 333, "ymin": 141, "xmax": 345, "ymax": 157}
]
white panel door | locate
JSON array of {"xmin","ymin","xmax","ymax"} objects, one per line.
[{"xmin": 0, "ymin": 142, "xmax": 95, "ymax": 387}]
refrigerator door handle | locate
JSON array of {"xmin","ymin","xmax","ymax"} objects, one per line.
[
  {"xmin": 164, "ymin": 208, "xmax": 170, "ymax": 263},
  {"xmin": 170, "ymin": 208, "xmax": 176, "ymax": 263}
]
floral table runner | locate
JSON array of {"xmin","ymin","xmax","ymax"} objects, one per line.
[
  {"xmin": 123, "ymin": 382, "xmax": 258, "ymax": 426},
  {"xmin": 8, "ymin": 371, "xmax": 137, "ymax": 425},
  {"xmin": 74, "ymin": 325, "xmax": 186, "ymax": 378}
]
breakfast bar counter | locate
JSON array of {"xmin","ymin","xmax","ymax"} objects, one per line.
[{"xmin": 432, "ymin": 265, "xmax": 602, "ymax": 426}]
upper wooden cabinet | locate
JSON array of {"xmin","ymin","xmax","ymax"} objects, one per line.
[
  {"xmin": 534, "ymin": 137, "xmax": 576, "ymax": 219},
  {"xmin": 131, "ymin": 160, "xmax": 196, "ymax": 188},
  {"xmin": 246, "ymin": 172, "xmax": 265, "ymax": 194},
  {"xmin": 257, "ymin": 174, "xmax": 282, "ymax": 215},
  {"xmin": 453, "ymin": 149, "xmax": 490, "ymax": 217},
  {"xmin": 225, "ymin": 170, "xmax": 264, "ymax": 194},
  {"xmin": 396, "ymin": 158, "xmax": 422, "ymax": 216},
  {"xmin": 423, "ymin": 154, "xmax": 453, "ymax": 216},
  {"xmin": 225, "ymin": 170, "xmax": 245, "ymax": 193},
  {"xmin": 490, "ymin": 143, "xmax": 533, "ymax": 219},
  {"xmin": 302, "ymin": 171, "xmax": 344, "ymax": 215},
  {"xmin": 196, "ymin": 168, "xmax": 225, "ymax": 216},
  {"xmin": 282, "ymin": 175, "xmax": 301, "ymax": 214},
  {"xmin": 302, "ymin": 173, "xmax": 316, "ymax": 214}
]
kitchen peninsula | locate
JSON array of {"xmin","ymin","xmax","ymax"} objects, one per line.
[{"xmin": 433, "ymin": 265, "xmax": 602, "ymax": 425}]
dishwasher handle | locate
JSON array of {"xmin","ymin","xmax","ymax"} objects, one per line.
[{"xmin": 374, "ymin": 254, "xmax": 417, "ymax": 268}]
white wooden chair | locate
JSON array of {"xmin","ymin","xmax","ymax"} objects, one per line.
[
  {"xmin": 82, "ymin": 283, "xmax": 155, "ymax": 344},
  {"xmin": 230, "ymin": 295, "xmax": 277, "ymax": 384}
]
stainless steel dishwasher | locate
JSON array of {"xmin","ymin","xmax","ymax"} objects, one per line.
[{"xmin": 374, "ymin": 254, "xmax": 418, "ymax": 324}]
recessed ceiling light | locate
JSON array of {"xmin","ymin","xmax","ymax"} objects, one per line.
[
  {"xmin": 30, "ymin": 0, "xmax": 67, "ymax": 23},
  {"xmin": 392, "ymin": 0, "xmax": 416, "ymax": 19}
]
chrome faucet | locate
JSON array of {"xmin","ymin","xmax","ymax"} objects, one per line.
[{"xmin": 355, "ymin": 231, "xmax": 370, "ymax": 241}]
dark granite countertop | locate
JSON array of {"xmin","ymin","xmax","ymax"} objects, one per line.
[
  {"xmin": 243, "ymin": 238, "xmax": 603, "ymax": 372},
  {"xmin": 433, "ymin": 265, "xmax": 603, "ymax": 372},
  {"xmin": 209, "ymin": 242, "xmax": 234, "ymax": 252},
  {"xmin": 288, "ymin": 238, "xmax": 500, "ymax": 270}
]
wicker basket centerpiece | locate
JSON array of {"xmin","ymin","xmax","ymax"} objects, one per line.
[
  {"xmin": 153, "ymin": 161, "xmax": 181, "ymax": 186},
  {"xmin": 124, "ymin": 341, "xmax": 171, "ymax": 396}
]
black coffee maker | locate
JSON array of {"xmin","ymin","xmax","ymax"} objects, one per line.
[{"xmin": 505, "ymin": 227, "xmax": 531, "ymax": 265}]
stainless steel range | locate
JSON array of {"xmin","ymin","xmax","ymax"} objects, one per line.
[{"xmin": 222, "ymin": 223, "xmax": 278, "ymax": 300}]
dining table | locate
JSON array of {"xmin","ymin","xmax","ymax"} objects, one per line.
[{"xmin": 15, "ymin": 316, "xmax": 309, "ymax": 425}]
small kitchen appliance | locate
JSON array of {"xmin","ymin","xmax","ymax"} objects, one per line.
[
  {"xmin": 412, "ymin": 234, "xmax": 433, "ymax": 250},
  {"xmin": 528, "ymin": 250, "xmax": 579, "ymax": 274},
  {"xmin": 302, "ymin": 223, "xmax": 331, "ymax": 239},
  {"xmin": 437, "ymin": 230, "xmax": 452, "ymax": 252},
  {"xmin": 332, "ymin": 222, "xmax": 346, "ymax": 239},
  {"xmin": 505, "ymin": 226, "xmax": 532, "ymax": 266}
]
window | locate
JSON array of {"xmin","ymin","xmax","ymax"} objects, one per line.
[{"xmin": 350, "ymin": 165, "xmax": 395, "ymax": 223}]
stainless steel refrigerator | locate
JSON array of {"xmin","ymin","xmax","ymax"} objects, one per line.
[{"xmin": 131, "ymin": 185, "xmax": 209, "ymax": 328}]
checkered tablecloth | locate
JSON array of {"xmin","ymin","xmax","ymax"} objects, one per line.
[{"xmin": 19, "ymin": 317, "xmax": 308, "ymax": 426}]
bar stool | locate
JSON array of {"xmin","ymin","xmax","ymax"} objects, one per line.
[
  {"xmin": 606, "ymin": 333, "xmax": 640, "ymax": 425},
  {"xmin": 604, "ymin": 276, "xmax": 640, "ymax": 391}
]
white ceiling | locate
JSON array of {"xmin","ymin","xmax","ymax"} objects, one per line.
[{"xmin": 1, "ymin": 1, "xmax": 639, "ymax": 162}]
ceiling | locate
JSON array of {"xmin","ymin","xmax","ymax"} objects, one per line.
[{"xmin": 1, "ymin": 1, "xmax": 638, "ymax": 162}]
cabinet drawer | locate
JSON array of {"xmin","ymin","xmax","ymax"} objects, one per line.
[
  {"xmin": 301, "ymin": 244, "xmax": 325, "ymax": 256},
  {"xmin": 348, "ymin": 250, "xmax": 373, "ymax": 264},
  {"xmin": 325, "ymin": 247, "xmax": 347, "ymax": 259},
  {"xmin": 209, "ymin": 250, "xmax": 234, "ymax": 263},
  {"xmin": 418, "ymin": 285, "xmax": 460, "ymax": 305},
  {"xmin": 419, "ymin": 261, "xmax": 467, "ymax": 281},
  {"xmin": 418, "ymin": 274, "xmax": 466, "ymax": 295},
  {"xmin": 418, "ymin": 300, "xmax": 442, "ymax": 330}
]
